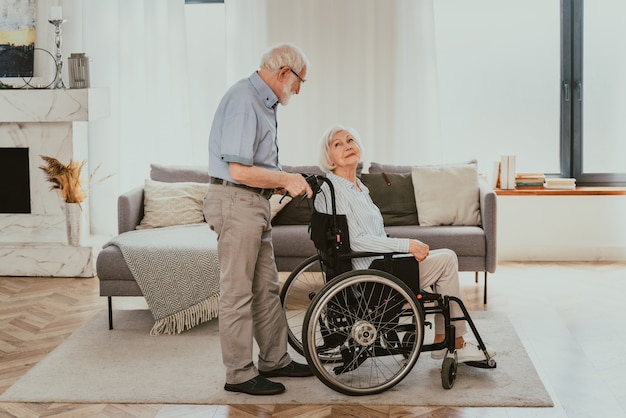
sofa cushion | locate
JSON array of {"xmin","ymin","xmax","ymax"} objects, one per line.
[
  {"xmin": 411, "ymin": 165, "xmax": 481, "ymax": 226},
  {"xmin": 136, "ymin": 179, "xmax": 208, "ymax": 229},
  {"xmin": 384, "ymin": 225, "xmax": 486, "ymax": 257},
  {"xmin": 150, "ymin": 163, "xmax": 210, "ymax": 183},
  {"xmin": 368, "ymin": 160, "xmax": 477, "ymax": 174},
  {"xmin": 271, "ymin": 224, "xmax": 317, "ymax": 256},
  {"xmin": 368, "ymin": 162, "xmax": 413, "ymax": 174},
  {"xmin": 281, "ymin": 164, "xmax": 325, "ymax": 176},
  {"xmin": 360, "ymin": 173, "xmax": 418, "ymax": 226},
  {"xmin": 96, "ymin": 245, "xmax": 136, "ymax": 282},
  {"xmin": 282, "ymin": 162, "xmax": 363, "ymax": 177}
]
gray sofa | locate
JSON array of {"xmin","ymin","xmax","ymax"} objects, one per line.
[{"xmin": 98, "ymin": 162, "xmax": 497, "ymax": 326}]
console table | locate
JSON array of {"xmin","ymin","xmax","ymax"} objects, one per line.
[{"xmin": 495, "ymin": 186, "xmax": 626, "ymax": 261}]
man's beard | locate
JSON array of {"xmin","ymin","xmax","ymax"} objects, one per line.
[{"xmin": 279, "ymin": 83, "xmax": 293, "ymax": 106}]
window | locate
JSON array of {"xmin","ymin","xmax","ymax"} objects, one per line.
[
  {"xmin": 435, "ymin": 0, "xmax": 624, "ymax": 186},
  {"xmin": 562, "ymin": 0, "xmax": 626, "ymax": 185}
]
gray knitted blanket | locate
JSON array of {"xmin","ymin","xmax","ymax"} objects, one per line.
[{"xmin": 105, "ymin": 223, "xmax": 220, "ymax": 335}]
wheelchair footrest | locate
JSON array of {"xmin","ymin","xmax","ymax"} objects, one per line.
[{"xmin": 464, "ymin": 359, "xmax": 497, "ymax": 369}]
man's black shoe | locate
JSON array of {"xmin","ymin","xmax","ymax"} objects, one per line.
[
  {"xmin": 259, "ymin": 361, "xmax": 314, "ymax": 378},
  {"xmin": 224, "ymin": 375, "xmax": 285, "ymax": 395}
]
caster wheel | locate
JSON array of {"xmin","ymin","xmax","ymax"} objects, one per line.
[{"xmin": 441, "ymin": 356, "xmax": 457, "ymax": 389}]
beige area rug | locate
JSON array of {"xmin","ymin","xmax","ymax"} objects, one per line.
[{"xmin": 0, "ymin": 310, "xmax": 552, "ymax": 407}]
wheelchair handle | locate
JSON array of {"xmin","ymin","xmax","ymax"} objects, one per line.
[
  {"xmin": 286, "ymin": 174, "xmax": 342, "ymax": 233},
  {"xmin": 308, "ymin": 174, "xmax": 338, "ymax": 217},
  {"xmin": 279, "ymin": 173, "xmax": 324, "ymax": 205}
]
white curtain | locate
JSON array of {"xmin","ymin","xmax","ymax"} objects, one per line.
[
  {"xmin": 224, "ymin": 0, "xmax": 442, "ymax": 168},
  {"xmin": 82, "ymin": 0, "xmax": 191, "ymax": 235},
  {"xmin": 80, "ymin": 0, "xmax": 441, "ymax": 235}
]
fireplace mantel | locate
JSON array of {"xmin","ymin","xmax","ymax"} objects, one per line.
[
  {"xmin": 0, "ymin": 88, "xmax": 110, "ymax": 122},
  {"xmin": 0, "ymin": 88, "xmax": 110, "ymax": 277}
]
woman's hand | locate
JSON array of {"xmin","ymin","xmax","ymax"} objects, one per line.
[{"xmin": 408, "ymin": 239, "xmax": 429, "ymax": 262}]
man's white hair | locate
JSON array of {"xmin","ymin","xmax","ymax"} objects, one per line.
[{"xmin": 260, "ymin": 43, "xmax": 309, "ymax": 75}]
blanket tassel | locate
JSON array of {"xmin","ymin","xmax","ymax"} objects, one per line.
[{"xmin": 150, "ymin": 295, "xmax": 220, "ymax": 336}]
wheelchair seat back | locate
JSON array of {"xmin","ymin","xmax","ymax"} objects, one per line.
[
  {"xmin": 308, "ymin": 175, "xmax": 420, "ymax": 294},
  {"xmin": 310, "ymin": 209, "xmax": 352, "ymax": 279}
]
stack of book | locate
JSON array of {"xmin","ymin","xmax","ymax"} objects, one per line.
[
  {"xmin": 515, "ymin": 173, "xmax": 546, "ymax": 187},
  {"xmin": 544, "ymin": 177, "xmax": 576, "ymax": 190}
]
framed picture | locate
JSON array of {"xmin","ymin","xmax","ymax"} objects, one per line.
[{"xmin": 1, "ymin": 0, "xmax": 56, "ymax": 88}]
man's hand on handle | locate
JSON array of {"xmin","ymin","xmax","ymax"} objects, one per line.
[{"xmin": 284, "ymin": 172, "xmax": 313, "ymax": 199}]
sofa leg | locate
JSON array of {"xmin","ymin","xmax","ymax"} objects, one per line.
[
  {"xmin": 108, "ymin": 297, "xmax": 113, "ymax": 330},
  {"xmin": 475, "ymin": 271, "xmax": 478, "ymax": 283},
  {"xmin": 483, "ymin": 272, "xmax": 488, "ymax": 305}
]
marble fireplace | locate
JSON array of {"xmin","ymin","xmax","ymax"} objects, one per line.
[{"xmin": 0, "ymin": 88, "xmax": 109, "ymax": 277}]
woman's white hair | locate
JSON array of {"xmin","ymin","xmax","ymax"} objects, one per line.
[
  {"xmin": 319, "ymin": 124, "xmax": 364, "ymax": 173},
  {"xmin": 260, "ymin": 43, "xmax": 309, "ymax": 75}
]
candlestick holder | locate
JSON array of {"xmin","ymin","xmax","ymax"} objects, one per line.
[{"xmin": 48, "ymin": 19, "xmax": 67, "ymax": 89}]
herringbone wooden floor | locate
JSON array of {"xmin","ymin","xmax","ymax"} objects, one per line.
[
  {"xmin": 1, "ymin": 262, "xmax": 626, "ymax": 417},
  {"xmin": 0, "ymin": 275, "xmax": 474, "ymax": 418}
]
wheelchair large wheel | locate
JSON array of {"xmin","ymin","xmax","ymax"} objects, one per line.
[
  {"xmin": 302, "ymin": 269, "xmax": 425, "ymax": 396},
  {"xmin": 281, "ymin": 255, "xmax": 327, "ymax": 356}
]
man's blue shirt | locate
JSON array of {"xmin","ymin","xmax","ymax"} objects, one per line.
[{"xmin": 208, "ymin": 72, "xmax": 281, "ymax": 182}]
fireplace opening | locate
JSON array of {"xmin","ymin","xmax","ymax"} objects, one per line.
[{"xmin": 1, "ymin": 148, "xmax": 31, "ymax": 214}]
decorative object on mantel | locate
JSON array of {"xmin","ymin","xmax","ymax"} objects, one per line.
[
  {"xmin": 0, "ymin": 48, "xmax": 57, "ymax": 89},
  {"xmin": 48, "ymin": 6, "xmax": 67, "ymax": 89},
  {"xmin": 39, "ymin": 156, "xmax": 112, "ymax": 246},
  {"xmin": 0, "ymin": 4, "xmax": 70, "ymax": 90},
  {"xmin": 68, "ymin": 53, "xmax": 91, "ymax": 88}
]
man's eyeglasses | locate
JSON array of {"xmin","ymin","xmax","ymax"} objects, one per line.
[{"xmin": 284, "ymin": 67, "xmax": 305, "ymax": 84}]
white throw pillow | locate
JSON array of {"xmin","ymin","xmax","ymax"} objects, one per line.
[
  {"xmin": 411, "ymin": 164, "xmax": 481, "ymax": 226},
  {"xmin": 136, "ymin": 180, "xmax": 209, "ymax": 229},
  {"xmin": 269, "ymin": 193, "xmax": 292, "ymax": 220}
]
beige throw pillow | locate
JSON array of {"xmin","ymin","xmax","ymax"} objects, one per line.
[
  {"xmin": 269, "ymin": 194, "xmax": 292, "ymax": 220},
  {"xmin": 136, "ymin": 180, "xmax": 209, "ymax": 229},
  {"xmin": 411, "ymin": 164, "xmax": 481, "ymax": 226}
]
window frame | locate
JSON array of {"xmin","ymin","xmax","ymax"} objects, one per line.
[
  {"xmin": 562, "ymin": 0, "xmax": 626, "ymax": 186},
  {"xmin": 185, "ymin": 0, "xmax": 223, "ymax": 4}
]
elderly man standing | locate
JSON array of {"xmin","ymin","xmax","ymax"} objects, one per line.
[{"xmin": 204, "ymin": 43, "xmax": 314, "ymax": 396}]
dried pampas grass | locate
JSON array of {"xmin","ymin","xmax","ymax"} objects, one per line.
[{"xmin": 39, "ymin": 156, "xmax": 111, "ymax": 204}]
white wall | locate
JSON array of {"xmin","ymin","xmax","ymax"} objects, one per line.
[{"xmin": 433, "ymin": 0, "xmax": 562, "ymax": 176}]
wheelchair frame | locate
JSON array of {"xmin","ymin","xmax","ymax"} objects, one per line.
[{"xmin": 280, "ymin": 175, "xmax": 496, "ymax": 395}]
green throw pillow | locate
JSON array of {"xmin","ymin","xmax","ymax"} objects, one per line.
[{"xmin": 360, "ymin": 173, "xmax": 418, "ymax": 226}]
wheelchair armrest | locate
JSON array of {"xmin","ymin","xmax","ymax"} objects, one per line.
[{"xmin": 337, "ymin": 251, "xmax": 404, "ymax": 261}]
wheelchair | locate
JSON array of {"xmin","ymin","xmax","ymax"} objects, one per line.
[{"xmin": 280, "ymin": 175, "xmax": 496, "ymax": 395}]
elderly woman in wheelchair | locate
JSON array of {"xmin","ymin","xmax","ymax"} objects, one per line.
[{"xmin": 279, "ymin": 124, "xmax": 496, "ymax": 395}]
